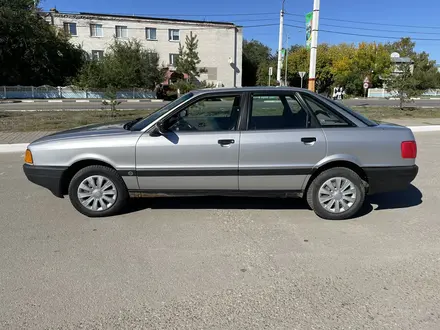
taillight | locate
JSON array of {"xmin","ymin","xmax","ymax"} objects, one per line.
[{"xmin": 401, "ymin": 141, "xmax": 417, "ymax": 159}]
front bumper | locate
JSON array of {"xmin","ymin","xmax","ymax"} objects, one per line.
[
  {"xmin": 364, "ymin": 165, "xmax": 419, "ymax": 195},
  {"xmin": 23, "ymin": 164, "xmax": 67, "ymax": 198}
]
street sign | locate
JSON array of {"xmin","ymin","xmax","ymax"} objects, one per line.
[
  {"xmin": 269, "ymin": 67, "xmax": 273, "ymax": 76},
  {"xmin": 363, "ymin": 76, "xmax": 370, "ymax": 84},
  {"xmin": 299, "ymin": 71, "xmax": 306, "ymax": 78},
  {"xmin": 363, "ymin": 82, "xmax": 369, "ymax": 89}
]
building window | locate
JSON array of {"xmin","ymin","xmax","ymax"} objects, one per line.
[
  {"xmin": 169, "ymin": 53, "xmax": 179, "ymax": 66},
  {"xmin": 63, "ymin": 22, "xmax": 77, "ymax": 36},
  {"xmin": 168, "ymin": 29, "xmax": 179, "ymax": 41},
  {"xmin": 146, "ymin": 27, "xmax": 157, "ymax": 40},
  {"xmin": 115, "ymin": 25, "xmax": 128, "ymax": 39},
  {"xmin": 92, "ymin": 50, "xmax": 104, "ymax": 61},
  {"xmin": 90, "ymin": 24, "xmax": 103, "ymax": 37}
]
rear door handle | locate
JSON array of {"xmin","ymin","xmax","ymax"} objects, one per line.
[
  {"xmin": 301, "ymin": 137, "xmax": 316, "ymax": 144},
  {"xmin": 218, "ymin": 139, "xmax": 235, "ymax": 146}
]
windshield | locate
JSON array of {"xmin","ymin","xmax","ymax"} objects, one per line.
[
  {"xmin": 130, "ymin": 92, "xmax": 194, "ymax": 131},
  {"xmin": 324, "ymin": 97, "xmax": 378, "ymax": 127}
]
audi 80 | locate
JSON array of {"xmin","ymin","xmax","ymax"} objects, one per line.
[{"xmin": 23, "ymin": 87, "xmax": 418, "ymax": 220}]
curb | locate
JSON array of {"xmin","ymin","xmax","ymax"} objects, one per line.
[{"xmin": 1, "ymin": 125, "xmax": 440, "ymax": 154}]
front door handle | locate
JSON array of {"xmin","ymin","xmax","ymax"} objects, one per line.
[
  {"xmin": 218, "ymin": 139, "xmax": 235, "ymax": 146},
  {"xmin": 301, "ymin": 137, "xmax": 316, "ymax": 144}
]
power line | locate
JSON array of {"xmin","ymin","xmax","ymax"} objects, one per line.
[
  {"xmin": 284, "ymin": 24, "xmax": 440, "ymax": 41},
  {"xmin": 285, "ymin": 18, "xmax": 440, "ymax": 35},
  {"xmin": 285, "ymin": 12, "xmax": 440, "ymax": 30}
]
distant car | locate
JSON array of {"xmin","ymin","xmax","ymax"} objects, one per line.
[{"xmin": 23, "ymin": 87, "xmax": 418, "ymax": 220}]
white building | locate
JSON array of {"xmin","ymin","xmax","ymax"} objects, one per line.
[{"xmin": 44, "ymin": 10, "xmax": 243, "ymax": 87}]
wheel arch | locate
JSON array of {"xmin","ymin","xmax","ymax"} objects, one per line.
[
  {"xmin": 60, "ymin": 159, "xmax": 117, "ymax": 195},
  {"xmin": 303, "ymin": 160, "xmax": 369, "ymax": 195}
]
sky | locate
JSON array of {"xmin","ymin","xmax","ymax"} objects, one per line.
[{"xmin": 41, "ymin": 0, "xmax": 440, "ymax": 62}]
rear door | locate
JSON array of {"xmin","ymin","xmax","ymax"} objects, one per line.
[
  {"xmin": 238, "ymin": 91, "xmax": 327, "ymax": 191},
  {"xmin": 135, "ymin": 93, "xmax": 244, "ymax": 191}
]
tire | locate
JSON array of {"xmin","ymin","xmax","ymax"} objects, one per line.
[
  {"xmin": 306, "ymin": 167, "xmax": 366, "ymax": 220},
  {"xmin": 68, "ymin": 165, "xmax": 129, "ymax": 217}
]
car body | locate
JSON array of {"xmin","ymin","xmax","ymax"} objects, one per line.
[{"xmin": 23, "ymin": 87, "xmax": 418, "ymax": 220}]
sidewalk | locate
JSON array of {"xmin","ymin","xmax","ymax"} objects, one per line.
[{"xmin": 0, "ymin": 131, "xmax": 53, "ymax": 144}]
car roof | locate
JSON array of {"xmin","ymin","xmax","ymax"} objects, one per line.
[{"xmin": 191, "ymin": 86, "xmax": 312, "ymax": 95}]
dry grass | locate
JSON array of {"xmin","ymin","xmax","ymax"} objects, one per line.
[{"xmin": 1, "ymin": 107, "xmax": 440, "ymax": 132}]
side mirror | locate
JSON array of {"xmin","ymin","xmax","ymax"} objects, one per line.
[
  {"xmin": 150, "ymin": 121, "xmax": 168, "ymax": 136},
  {"xmin": 156, "ymin": 121, "xmax": 168, "ymax": 135}
]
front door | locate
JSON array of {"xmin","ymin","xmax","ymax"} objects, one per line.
[
  {"xmin": 135, "ymin": 94, "xmax": 244, "ymax": 191},
  {"xmin": 239, "ymin": 91, "xmax": 327, "ymax": 191}
]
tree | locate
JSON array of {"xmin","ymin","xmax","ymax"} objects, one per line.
[
  {"xmin": 385, "ymin": 37, "xmax": 440, "ymax": 95},
  {"xmin": 175, "ymin": 32, "xmax": 204, "ymax": 82},
  {"xmin": 0, "ymin": 0, "xmax": 86, "ymax": 86},
  {"xmin": 385, "ymin": 63, "xmax": 420, "ymax": 109},
  {"xmin": 242, "ymin": 39, "xmax": 272, "ymax": 86},
  {"xmin": 75, "ymin": 39, "xmax": 166, "ymax": 90}
]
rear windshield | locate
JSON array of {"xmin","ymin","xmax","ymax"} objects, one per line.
[{"xmin": 324, "ymin": 97, "xmax": 378, "ymax": 127}]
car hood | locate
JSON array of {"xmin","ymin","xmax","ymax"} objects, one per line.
[{"xmin": 31, "ymin": 120, "xmax": 132, "ymax": 144}]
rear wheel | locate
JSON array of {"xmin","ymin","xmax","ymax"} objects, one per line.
[
  {"xmin": 68, "ymin": 165, "xmax": 129, "ymax": 217},
  {"xmin": 306, "ymin": 167, "xmax": 366, "ymax": 220}
]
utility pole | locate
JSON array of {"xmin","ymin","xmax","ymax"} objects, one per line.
[
  {"xmin": 284, "ymin": 34, "xmax": 289, "ymax": 86},
  {"xmin": 276, "ymin": 0, "xmax": 286, "ymax": 85},
  {"xmin": 308, "ymin": 0, "xmax": 320, "ymax": 92}
]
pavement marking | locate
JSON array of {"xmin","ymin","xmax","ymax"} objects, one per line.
[
  {"xmin": 0, "ymin": 143, "xmax": 29, "ymax": 153},
  {"xmin": 409, "ymin": 125, "xmax": 440, "ymax": 132},
  {"xmin": 75, "ymin": 100, "xmax": 90, "ymax": 103},
  {"xmin": 21, "ymin": 100, "xmax": 35, "ymax": 103},
  {"xmin": 127, "ymin": 100, "xmax": 140, "ymax": 103},
  {"xmin": 48, "ymin": 100, "xmax": 63, "ymax": 103}
]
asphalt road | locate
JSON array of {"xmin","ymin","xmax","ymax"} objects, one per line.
[
  {"xmin": 1, "ymin": 98, "xmax": 440, "ymax": 111},
  {"xmin": 1, "ymin": 132, "xmax": 440, "ymax": 329}
]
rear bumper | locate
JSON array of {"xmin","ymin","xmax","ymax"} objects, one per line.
[
  {"xmin": 364, "ymin": 165, "xmax": 419, "ymax": 195},
  {"xmin": 23, "ymin": 164, "xmax": 67, "ymax": 198}
]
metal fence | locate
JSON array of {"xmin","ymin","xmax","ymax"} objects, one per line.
[
  {"xmin": 0, "ymin": 85, "xmax": 156, "ymax": 99},
  {"xmin": 368, "ymin": 88, "xmax": 440, "ymax": 98}
]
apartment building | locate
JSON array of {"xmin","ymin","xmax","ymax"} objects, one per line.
[{"xmin": 45, "ymin": 10, "xmax": 243, "ymax": 87}]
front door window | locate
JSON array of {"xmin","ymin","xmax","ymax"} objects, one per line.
[{"xmin": 169, "ymin": 95, "xmax": 242, "ymax": 132}]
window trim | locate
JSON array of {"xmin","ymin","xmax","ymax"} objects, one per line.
[
  {"xmin": 115, "ymin": 25, "xmax": 128, "ymax": 39},
  {"xmin": 151, "ymin": 91, "xmax": 247, "ymax": 133},
  {"xmin": 91, "ymin": 50, "xmax": 104, "ymax": 61},
  {"xmin": 244, "ymin": 91, "xmax": 317, "ymax": 131},
  {"xmin": 168, "ymin": 29, "xmax": 180, "ymax": 42},
  {"xmin": 63, "ymin": 22, "xmax": 77, "ymax": 36},
  {"xmin": 169, "ymin": 53, "xmax": 179, "ymax": 66},
  {"xmin": 146, "ymin": 27, "xmax": 157, "ymax": 40},
  {"xmin": 90, "ymin": 23, "xmax": 103, "ymax": 37},
  {"xmin": 296, "ymin": 92, "xmax": 356, "ymax": 128}
]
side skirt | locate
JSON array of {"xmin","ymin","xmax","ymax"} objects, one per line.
[{"xmin": 128, "ymin": 190, "xmax": 304, "ymax": 199}]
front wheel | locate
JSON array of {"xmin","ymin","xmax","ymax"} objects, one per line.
[
  {"xmin": 306, "ymin": 167, "xmax": 366, "ymax": 220},
  {"xmin": 68, "ymin": 165, "xmax": 129, "ymax": 217}
]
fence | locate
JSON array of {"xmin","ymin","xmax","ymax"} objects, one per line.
[
  {"xmin": 0, "ymin": 85, "xmax": 156, "ymax": 99},
  {"xmin": 368, "ymin": 88, "xmax": 440, "ymax": 98}
]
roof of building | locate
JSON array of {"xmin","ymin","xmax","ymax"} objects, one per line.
[
  {"xmin": 391, "ymin": 57, "xmax": 413, "ymax": 63},
  {"xmin": 48, "ymin": 10, "xmax": 237, "ymax": 27}
]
